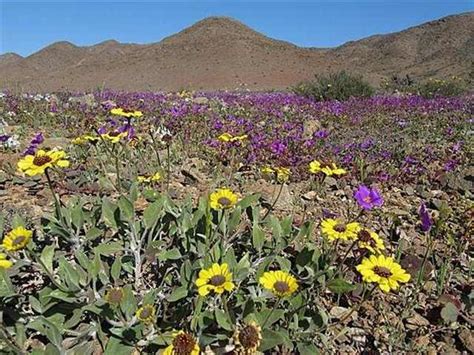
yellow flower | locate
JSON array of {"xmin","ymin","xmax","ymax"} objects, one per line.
[
  {"xmin": 261, "ymin": 166, "xmax": 274, "ymax": 174},
  {"xmin": 2, "ymin": 227, "xmax": 32, "ymax": 251},
  {"xmin": 309, "ymin": 160, "xmax": 346, "ymax": 176},
  {"xmin": 209, "ymin": 188, "xmax": 238, "ymax": 210},
  {"xmin": 136, "ymin": 304, "xmax": 156, "ymax": 324},
  {"xmin": 17, "ymin": 149, "xmax": 70, "ymax": 176},
  {"xmin": 321, "ymin": 219, "xmax": 361, "ymax": 241},
  {"xmin": 101, "ymin": 131, "xmax": 127, "ymax": 144},
  {"xmin": 356, "ymin": 229, "xmax": 385, "ymax": 254},
  {"xmin": 104, "ymin": 287, "xmax": 124, "ymax": 306},
  {"xmin": 218, "ymin": 133, "xmax": 248, "ymax": 143},
  {"xmin": 196, "ymin": 263, "xmax": 235, "ymax": 296},
  {"xmin": 356, "ymin": 254, "xmax": 411, "ymax": 293},
  {"xmin": 0, "ymin": 253, "xmax": 13, "ymax": 269},
  {"xmin": 72, "ymin": 135, "xmax": 99, "ymax": 145},
  {"xmin": 110, "ymin": 108, "xmax": 143, "ymax": 118},
  {"xmin": 137, "ymin": 172, "xmax": 161, "ymax": 183},
  {"xmin": 233, "ymin": 321, "xmax": 262, "ymax": 354},
  {"xmin": 275, "ymin": 167, "xmax": 291, "ymax": 183},
  {"xmin": 163, "ymin": 331, "xmax": 200, "ymax": 355},
  {"xmin": 259, "ymin": 270, "xmax": 298, "ymax": 297}
]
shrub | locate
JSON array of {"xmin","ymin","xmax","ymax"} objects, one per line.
[
  {"xmin": 381, "ymin": 74, "xmax": 417, "ymax": 94},
  {"xmin": 292, "ymin": 71, "xmax": 375, "ymax": 101},
  {"xmin": 417, "ymin": 77, "xmax": 467, "ymax": 98}
]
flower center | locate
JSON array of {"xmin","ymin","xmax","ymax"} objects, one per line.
[
  {"xmin": 107, "ymin": 288, "xmax": 124, "ymax": 304},
  {"xmin": 172, "ymin": 333, "xmax": 196, "ymax": 355},
  {"xmin": 273, "ymin": 281, "xmax": 290, "ymax": 294},
  {"xmin": 33, "ymin": 155, "xmax": 52, "ymax": 167},
  {"xmin": 239, "ymin": 324, "xmax": 261, "ymax": 349},
  {"xmin": 139, "ymin": 306, "xmax": 153, "ymax": 319},
  {"xmin": 334, "ymin": 223, "xmax": 347, "ymax": 233},
  {"xmin": 373, "ymin": 266, "xmax": 392, "ymax": 278},
  {"xmin": 109, "ymin": 131, "xmax": 121, "ymax": 137},
  {"xmin": 363, "ymin": 196, "xmax": 372, "ymax": 203},
  {"xmin": 12, "ymin": 235, "xmax": 26, "ymax": 246},
  {"xmin": 217, "ymin": 197, "xmax": 232, "ymax": 207},
  {"xmin": 357, "ymin": 230, "xmax": 372, "ymax": 243},
  {"xmin": 209, "ymin": 274, "xmax": 226, "ymax": 286}
]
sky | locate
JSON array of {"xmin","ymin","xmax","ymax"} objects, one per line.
[{"xmin": 1, "ymin": 1, "xmax": 472, "ymax": 56}]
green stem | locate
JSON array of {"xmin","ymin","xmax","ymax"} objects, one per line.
[
  {"xmin": 262, "ymin": 182, "xmax": 284, "ymax": 221},
  {"xmin": 262, "ymin": 298, "xmax": 281, "ymax": 328},
  {"xmin": 166, "ymin": 145, "xmax": 171, "ymax": 192},
  {"xmin": 0, "ymin": 325, "xmax": 25, "ymax": 355},
  {"xmin": 45, "ymin": 168, "xmax": 62, "ymax": 218}
]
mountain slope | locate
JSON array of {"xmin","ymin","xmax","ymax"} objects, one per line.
[{"xmin": 1, "ymin": 13, "xmax": 472, "ymax": 92}]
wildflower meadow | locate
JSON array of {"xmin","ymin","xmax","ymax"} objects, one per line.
[{"xmin": 0, "ymin": 90, "xmax": 472, "ymax": 354}]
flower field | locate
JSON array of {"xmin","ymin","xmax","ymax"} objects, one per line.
[{"xmin": 0, "ymin": 91, "xmax": 472, "ymax": 354}]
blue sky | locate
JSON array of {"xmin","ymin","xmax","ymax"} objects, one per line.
[{"xmin": 1, "ymin": 1, "xmax": 472, "ymax": 56}]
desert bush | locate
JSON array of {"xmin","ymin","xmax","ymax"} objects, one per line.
[
  {"xmin": 292, "ymin": 71, "xmax": 375, "ymax": 101},
  {"xmin": 416, "ymin": 77, "xmax": 468, "ymax": 98},
  {"xmin": 381, "ymin": 74, "xmax": 417, "ymax": 94}
]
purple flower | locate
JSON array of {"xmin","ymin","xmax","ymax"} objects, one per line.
[
  {"xmin": 314, "ymin": 129, "xmax": 329, "ymax": 139},
  {"xmin": 22, "ymin": 146, "xmax": 37, "ymax": 156},
  {"xmin": 270, "ymin": 140, "xmax": 287, "ymax": 155},
  {"xmin": 31, "ymin": 132, "xmax": 44, "ymax": 145},
  {"xmin": 0, "ymin": 135, "xmax": 10, "ymax": 143},
  {"xmin": 419, "ymin": 202, "xmax": 433, "ymax": 232},
  {"xmin": 354, "ymin": 185, "xmax": 384, "ymax": 210}
]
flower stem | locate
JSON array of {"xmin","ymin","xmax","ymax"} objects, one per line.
[
  {"xmin": 262, "ymin": 182, "xmax": 284, "ymax": 221},
  {"xmin": 262, "ymin": 298, "xmax": 281, "ymax": 328}
]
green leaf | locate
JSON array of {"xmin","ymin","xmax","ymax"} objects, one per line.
[
  {"xmin": 252, "ymin": 224, "xmax": 265, "ymax": 252},
  {"xmin": 102, "ymin": 198, "xmax": 118, "ymax": 229},
  {"xmin": 158, "ymin": 248, "xmax": 182, "ymax": 261},
  {"xmin": 143, "ymin": 200, "xmax": 163, "ymax": 228},
  {"xmin": 215, "ymin": 309, "xmax": 233, "ymax": 331},
  {"xmin": 94, "ymin": 241, "xmax": 123, "ymax": 256},
  {"xmin": 440, "ymin": 302, "xmax": 459, "ymax": 323},
  {"xmin": 86, "ymin": 227, "xmax": 103, "ymax": 240},
  {"xmin": 167, "ymin": 286, "xmax": 188, "ymax": 302},
  {"xmin": 118, "ymin": 196, "xmax": 134, "ymax": 222},
  {"xmin": 297, "ymin": 342, "xmax": 320, "ymax": 355},
  {"xmin": 104, "ymin": 336, "xmax": 135, "ymax": 355},
  {"xmin": 40, "ymin": 245, "xmax": 55, "ymax": 275},
  {"xmin": 260, "ymin": 329, "xmax": 286, "ymax": 351},
  {"xmin": 110, "ymin": 257, "xmax": 122, "ymax": 281},
  {"xmin": 237, "ymin": 193, "xmax": 260, "ymax": 209},
  {"xmin": 327, "ymin": 278, "xmax": 357, "ymax": 294},
  {"xmin": 71, "ymin": 202, "xmax": 85, "ymax": 231},
  {"xmin": 256, "ymin": 309, "xmax": 285, "ymax": 328}
]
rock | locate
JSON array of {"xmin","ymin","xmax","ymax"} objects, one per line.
[
  {"xmin": 246, "ymin": 180, "xmax": 293, "ymax": 211},
  {"xmin": 459, "ymin": 329, "xmax": 474, "ymax": 353},
  {"xmin": 302, "ymin": 191, "xmax": 317, "ymax": 201},
  {"xmin": 192, "ymin": 97, "xmax": 209, "ymax": 105},
  {"xmin": 329, "ymin": 306, "xmax": 357, "ymax": 321},
  {"xmin": 324, "ymin": 176, "xmax": 338, "ymax": 188},
  {"xmin": 406, "ymin": 313, "xmax": 430, "ymax": 329}
]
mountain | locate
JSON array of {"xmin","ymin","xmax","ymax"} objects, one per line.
[{"xmin": 0, "ymin": 13, "xmax": 472, "ymax": 92}]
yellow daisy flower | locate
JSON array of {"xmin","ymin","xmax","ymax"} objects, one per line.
[
  {"xmin": 137, "ymin": 172, "xmax": 161, "ymax": 183},
  {"xmin": 218, "ymin": 133, "xmax": 248, "ymax": 143},
  {"xmin": 356, "ymin": 254, "xmax": 411, "ymax": 293},
  {"xmin": 101, "ymin": 131, "xmax": 127, "ymax": 144},
  {"xmin": 2, "ymin": 227, "xmax": 33, "ymax": 252},
  {"xmin": 110, "ymin": 108, "xmax": 143, "ymax": 118},
  {"xmin": 261, "ymin": 166, "xmax": 274, "ymax": 174},
  {"xmin": 275, "ymin": 167, "xmax": 291, "ymax": 183},
  {"xmin": 218, "ymin": 133, "xmax": 233, "ymax": 142},
  {"xmin": 163, "ymin": 331, "xmax": 200, "ymax": 355},
  {"xmin": 259, "ymin": 270, "xmax": 298, "ymax": 297},
  {"xmin": 136, "ymin": 304, "xmax": 156, "ymax": 324},
  {"xmin": 104, "ymin": 287, "xmax": 124, "ymax": 306},
  {"xmin": 233, "ymin": 321, "xmax": 262, "ymax": 354},
  {"xmin": 356, "ymin": 229, "xmax": 385, "ymax": 254},
  {"xmin": 321, "ymin": 219, "xmax": 360, "ymax": 241},
  {"xmin": 309, "ymin": 160, "xmax": 346, "ymax": 176},
  {"xmin": 72, "ymin": 135, "xmax": 99, "ymax": 145},
  {"xmin": 17, "ymin": 149, "xmax": 70, "ymax": 176},
  {"xmin": 195, "ymin": 263, "xmax": 235, "ymax": 296},
  {"xmin": 209, "ymin": 188, "xmax": 238, "ymax": 210},
  {"xmin": 0, "ymin": 253, "xmax": 13, "ymax": 269}
]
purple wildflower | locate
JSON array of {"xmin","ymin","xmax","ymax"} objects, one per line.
[
  {"xmin": 0, "ymin": 135, "xmax": 10, "ymax": 143},
  {"xmin": 314, "ymin": 129, "xmax": 329, "ymax": 139},
  {"xmin": 419, "ymin": 202, "xmax": 433, "ymax": 232},
  {"xmin": 354, "ymin": 185, "xmax": 384, "ymax": 210},
  {"xmin": 30, "ymin": 132, "xmax": 44, "ymax": 145}
]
